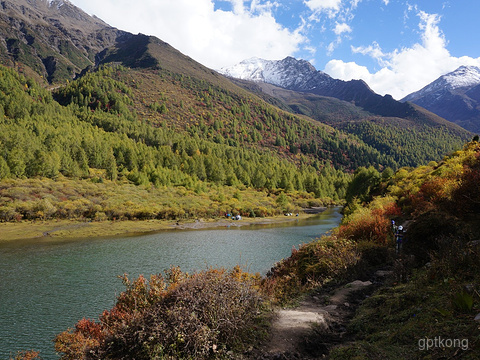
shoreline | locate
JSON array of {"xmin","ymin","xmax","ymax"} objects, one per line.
[{"xmin": 0, "ymin": 207, "xmax": 330, "ymax": 242}]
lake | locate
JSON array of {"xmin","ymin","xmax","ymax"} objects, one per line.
[{"xmin": 0, "ymin": 207, "xmax": 342, "ymax": 359}]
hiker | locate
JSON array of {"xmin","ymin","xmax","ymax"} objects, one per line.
[
  {"xmin": 391, "ymin": 220, "xmax": 397, "ymax": 234},
  {"xmin": 395, "ymin": 225, "xmax": 405, "ymax": 254}
]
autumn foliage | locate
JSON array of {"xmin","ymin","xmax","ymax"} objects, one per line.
[
  {"xmin": 54, "ymin": 267, "xmax": 265, "ymax": 360},
  {"xmin": 11, "ymin": 351, "xmax": 41, "ymax": 360},
  {"xmin": 264, "ymin": 197, "xmax": 400, "ymax": 303}
]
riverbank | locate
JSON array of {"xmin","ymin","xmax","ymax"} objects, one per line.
[{"xmin": 0, "ymin": 208, "xmax": 328, "ymax": 242}]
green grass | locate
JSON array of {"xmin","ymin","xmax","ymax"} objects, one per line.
[
  {"xmin": 0, "ymin": 176, "xmax": 327, "ymax": 240},
  {"xmin": 330, "ymin": 263, "xmax": 480, "ymax": 359}
]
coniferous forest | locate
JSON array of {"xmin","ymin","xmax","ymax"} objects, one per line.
[
  {"xmin": 0, "ymin": 64, "xmax": 350, "ymax": 222},
  {"xmin": 0, "ymin": 63, "xmax": 471, "ymax": 224}
]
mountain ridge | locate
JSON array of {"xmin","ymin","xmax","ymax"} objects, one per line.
[
  {"xmin": 220, "ymin": 56, "xmax": 445, "ymax": 121},
  {"xmin": 222, "ymin": 57, "xmax": 472, "ymax": 167},
  {"xmin": 401, "ymin": 65, "xmax": 480, "ymax": 133},
  {"xmin": 0, "ymin": 0, "xmax": 126, "ymax": 82},
  {"xmin": 220, "ymin": 57, "xmax": 335, "ymax": 91}
]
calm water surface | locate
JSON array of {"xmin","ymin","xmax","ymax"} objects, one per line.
[{"xmin": 0, "ymin": 208, "xmax": 342, "ymax": 359}]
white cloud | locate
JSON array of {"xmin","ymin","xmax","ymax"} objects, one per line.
[
  {"xmin": 351, "ymin": 41, "xmax": 387, "ymax": 66},
  {"xmin": 334, "ymin": 22, "xmax": 352, "ymax": 35},
  {"xmin": 70, "ymin": 0, "xmax": 305, "ymax": 69},
  {"xmin": 324, "ymin": 8, "xmax": 480, "ymax": 99},
  {"xmin": 304, "ymin": 0, "xmax": 342, "ymax": 13},
  {"xmin": 324, "ymin": 59, "xmax": 371, "ymax": 79},
  {"xmin": 250, "ymin": 0, "xmax": 280, "ymax": 13},
  {"xmin": 304, "ymin": 0, "xmax": 360, "ymax": 22},
  {"xmin": 304, "ymin": 0, "xmax": 359, "ymax": 58},
  {"xmin": 326, "ymin": 42, "xmax": 336, "ymax": 55},
  {"xmin": 382, "ymin": 0, "xmax": 389, "ymax": 5},
  {"xmin": 326, "ymin": 22, "xmax": 352, "ymax": 55}
]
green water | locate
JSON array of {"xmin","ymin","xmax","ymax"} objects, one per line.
[{"xmin": 0, "ymin": 208, "xmax": 342, "ymax": 359}]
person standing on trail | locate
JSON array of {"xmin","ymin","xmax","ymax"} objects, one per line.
[
  {"xmin": 391, "ymin": 220, "xmax": 397, "ymax": 234},
  {"xmin": 395, "ymin": 225, "xmax": 405, "ymax": 254}
]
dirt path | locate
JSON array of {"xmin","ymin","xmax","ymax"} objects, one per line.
[{"xmin": 249, "ymin": 271, "xmax": 391, "ymax": 359}]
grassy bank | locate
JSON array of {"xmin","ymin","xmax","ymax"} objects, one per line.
[
  {"xmin": 0, "ymin": 212, "xmax": 318, "ymax": 242},
  {"xmin": 330, "ymin": 259, "xmax": 480, "ymax": 359},
  {"xmin": 0, "ymin": 175, "xmax": 336, "ymax": 241}
]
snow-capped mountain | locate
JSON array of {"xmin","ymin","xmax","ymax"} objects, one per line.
[
  {"xmin": 403, "ymin": 66, "xmax": 480, "ymax": 101},
  {"xmin": 402, "ymin": 66, "xmax": 480, "ymax": 133},
  {"xmin": 221, "ymin": 56, "xmax": 420, "ymax": 120},
  {"xmin": 220, "ymin": 57, "xmax": 334, "ymax": 91},
  {"xmin": 443, "ymin": 65, "xmax": 480, "ymax": 89}
]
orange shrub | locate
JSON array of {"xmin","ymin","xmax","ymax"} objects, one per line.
[
  {"xmin": 339, "ymin": 211, "xmax": 391, "ymax": 245},
  {"xmin": 11, "ymin": 351, "xmax": 41, "ymax": 360},
  {"xmin": 54, "ymin": 319, "xmax": 102, "ymax": 360},
  {"xmin": 451, "ymin": 163, "xmax": 480, "ymax": 216},
  {"xmin": 265, "ymin": 236, "xmax": 360, "ymax": 303}
]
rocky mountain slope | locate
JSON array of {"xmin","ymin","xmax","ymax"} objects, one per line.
[
  {"xmin": 402, "ymin": 66, "xmax": 480, "ymax": 133},
  {"xmin": 221, "ymin": 57, "xmax": 335, "ymax": 92},
  {"xmin": 0, "ymin": 0, "xmax": 126, "ymax": 82}
]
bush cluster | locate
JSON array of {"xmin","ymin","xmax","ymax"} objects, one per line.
[
  {"xmin": 0, "ymin": 177, "xmax": 325, "ymax": 223},
  {"xmin": 264, "ymin": 192, "xmax": 400, "ymax": 303},
  {"xmin": 54, "ymin": 267, "xmax": 266, "ymax": 360},
  {"xmin": 328, "ymin": 141, "xmax": 480, "ymax": 359}
]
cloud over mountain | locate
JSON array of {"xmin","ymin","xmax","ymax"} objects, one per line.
[
  {"xmin": 69, "ymin": 0, "xmax": 306, "ymax": 70},
  {"xmin": 325, "ymin": 7, "xmax": 480, "ymax": 99},
  {"xmin": 69, "ymin": 0, "xmax": 480, "ymax": 100}
]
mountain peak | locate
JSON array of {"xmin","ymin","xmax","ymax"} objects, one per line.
[
  {"xmin": 404, "ymin": 65, "xmax": 480, "ymax": 102},
  {"xmin": 220, "ymin": 56, "xmax": 331, "ymax": 91},
  {"xmin": 401, "ymin": 65, "xmax": 480, "ymax": 133},
  {"xmin": 443, "ymin": 65, "xmax": 480, "ymax": 90}
]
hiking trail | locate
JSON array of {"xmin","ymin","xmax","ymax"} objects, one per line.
[{"xmin": 248, "ymin": 270, "xmax": 392, "ymax": 359}]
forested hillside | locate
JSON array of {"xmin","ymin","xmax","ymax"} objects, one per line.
[
  {"xmin": 1, "ymin": 52, "xmax": 474, "ymax": 223},
  {"xmin": 231, "ymin": 79, "xmax": 473, "ymax": 168},
  {"xmin": 0, "ymin": 64, "xmax": 358, "ymax": 221},
  {"xmin": 0, "ymin": 62, "xmax": 375, "ymax": 224}
]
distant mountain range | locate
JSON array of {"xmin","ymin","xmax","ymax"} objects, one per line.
[
  {"xmin": 220, "ymin": 57, "xmax": 456, "ymax": 124},
  {"xmin": 221, "ymin": 58, "xmax": 480, "ymax": 135},
  {"xmin": 402, "ymin": 66, "xmax": 480, "ymax": 133},
  {"xmin": 220, "ymin": 57, "xmax": 472, "ymax": 166}
]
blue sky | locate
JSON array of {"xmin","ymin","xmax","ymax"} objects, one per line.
[{"xmin": 69, "ymin": 0, "xmax": 480, "ymax": 99}]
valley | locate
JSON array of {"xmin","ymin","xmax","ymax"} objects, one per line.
[{"xmin": 0, "ymin": 1, "xmax": 479, "ymax": 359}]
